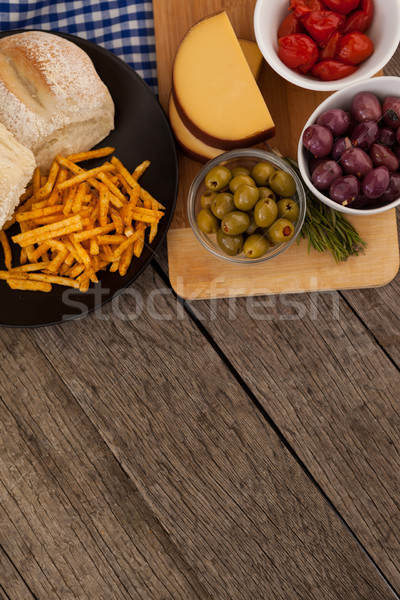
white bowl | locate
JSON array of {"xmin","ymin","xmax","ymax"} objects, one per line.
[
  {"xmin": 254, "ymin": 0, "xmax": 400, "ymax": 92},
  {"xmin": 297, "ymin": 76, "xmax": 400, "ymax": 215}
]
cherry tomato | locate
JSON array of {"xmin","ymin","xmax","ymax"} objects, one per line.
[
  {"xmin": 342, "ymin": 0, "xmax": 374, "ymax": 33},
  {"xmin": 290, "ymin": 0, "xmax": 326, "ymax": 18},
  {"xmin": 278, "ymin": 34, "xmax": 319, "ymax": 73},
  {"xmin": 336, "ymin": 31, "xmax": 374, "ymax": 64},
  {"xmin": 319, "ymin": 31, "xmax": 342, "ymax": 59},
  {"xmin": 278, "ymin": 13, "xmax": 305, "ymax": 38},
  {"xmin": 301, "ymin": 10, "xmax": 345, "ymax": 46},
  {"xmin": 311, "ymin": 59, "xmax": 358, "ymax": 80},
  {"xmin": 323, "ymin": 0, "xmax": 359, "ymax": 14}
]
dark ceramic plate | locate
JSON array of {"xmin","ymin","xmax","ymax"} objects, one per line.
[{"xmin": 0, "ymin": 30, "xmax": 178, "ymax": 327}]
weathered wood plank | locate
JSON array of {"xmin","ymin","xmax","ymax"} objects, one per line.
[
  {"xmin": 0, "ymin": 547, "xmax": 35, "ymax": 600},
  {"xmin": 24, "ymin": 266, "xmax": 398, "ymax": 600},
  {"xmin": 340, "ymin": 32, "xmax": 399, "ymax": 363},
  {"xmin": 0, "ymin": 328, "xmax": 211, "ymax": 600},
  {"xmin": 341, "ymin": 216, "xmax": 400, "ymax": 365},
  {"xmin": 185, "ymin": 285, "xmax": 400, "ymax": 590}
]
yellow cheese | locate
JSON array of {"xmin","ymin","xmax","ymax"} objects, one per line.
[
  {"xmin": 169, "ymin": 95, "xmax": 224, "ymax": 162},
  {"xmin": 172, "ymin": 12, "xmax": 275, "ymax": 149},
  {"xmin": 169, "ymin": 40, "xmax": 264, "ymax": 162},
  {"xmin": 239, "ymin": 39, "xmax": 263, "ymax": 80}
]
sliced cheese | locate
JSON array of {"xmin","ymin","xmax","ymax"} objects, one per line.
[
  {"xmin": 169, "ymin": 39, "xmax": 264, "ymax": 162},
  {"xmin": 239, "ymin": 39, "xmax": 263, "ymax": 80},
  {"xmin": 169, "ymin": 95, "xmax": 224, "ymax": 162},
  {"xmin": 172, "ymin": 11, "xmax": 275, "ymax": 149}
]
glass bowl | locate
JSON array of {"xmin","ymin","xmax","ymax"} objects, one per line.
[{"xmin": 187, "ymin": 148, "xmax": 306, "ymax": 264}]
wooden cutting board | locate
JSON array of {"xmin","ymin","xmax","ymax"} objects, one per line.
[{"xmin": 153, "ymin": 0, "xmax": 399, "ymax": 300}]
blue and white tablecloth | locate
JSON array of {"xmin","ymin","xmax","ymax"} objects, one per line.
[{"xmin": 0, "ymin": 1, "xmax": 158, "ymax": 92}]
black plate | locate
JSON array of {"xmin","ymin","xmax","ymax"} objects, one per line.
[{"xmin": 0, "ymin": 30, "xmax": 178, "ymax": 328}]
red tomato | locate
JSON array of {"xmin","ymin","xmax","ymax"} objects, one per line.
[
  {"xmin": 311, "ymin": 59, "xmax": 358, "ymax": 80},
  {"xmin": 290, "ymin": 0, "xmax": 326, "ymax": 18},
  {"xmin": 360, "ymin": 0, "xmax": 374, "ymax": 14},
  {"xmin": 301, "ymin": 11, "xmax": 345, "ymax": 46},
  {"xmin": 323, "ymin": 0, "xmax": 359, "ymax": 14},
  {"xmin": 342, "ymin": 0, "xmax": 374, "ymax": 33},
  {"xmin": 336, "ymin": 31, "xmax": 374, "ymax": 64},
  {"xmin": 278, "ymin": 34, "xmax": 319, "ymax": 73},
  {"xmin": 319, "ymin": 31, "xmax": 342, "ymax": 59},
  {"xmin": 278, "ymin": 13, "xmax": 305, "ymax": 38}
]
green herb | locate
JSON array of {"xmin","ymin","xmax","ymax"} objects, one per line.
[{"xmin": 284, "ymin": 156, "xmax": 367, "ymax": 263}]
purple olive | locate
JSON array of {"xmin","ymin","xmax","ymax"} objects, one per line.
[
  {"xmin": 311, "ymin": 160, "xmax": 342, "ymax": 191},
  {"xmin": 383, "ymin": 96, "xmax": 400, "ymax": 129},
  {"xmin": 316, "ymin": 109, "xmax": 350, "ymax": 137},
  {"xmin": 392, "ymin": 144, "xmax": 400, "ymax": 163},
  {"xmin": 346, "ymin": 112, "xmax": 358, "ymax": 136},
  {"xmin": 370, "ymin": 143, "xmax": 399, "ymax": 172},
  {"xmin": 331, "ymin": 137, "xmax": 352, "ymax": 161},
  {"xmin": 351, "ymin": 120, "xmax": 379, "ymax": 150},
  {"xmin": 309, "ymin": 157, "xmax": 327, "ymax": 174},
  {"xmin": 380, "ymin": 172, "xmax": 400, "ymax": 203},
  {"xmin": 329, "ymin": 175, "xmax": 361, "ymax": 206},
  {"xmin": 351, "ymin": 92, "xmax": 382, "ymax": 123},
  {"xmin": 379, "ymin": 126, "xmax": 396, "ymax": 147},
  {"xmin": 340, "ymin": 147, "xmax": 373, "ymax": 178},
  {"xmin": 396, "ymin": 127, "xmax": 400, "ymax": 145},
  {"xmin": 349, "ymin": 194, "xmax": 371, "ymax": 209},
  {"xmin": 362, "ymin": 166, "xmax": 390, "ymax": 199},
  {"xmin": 302, "ymin": 125, "xmax": 333, "ymax": 157}
]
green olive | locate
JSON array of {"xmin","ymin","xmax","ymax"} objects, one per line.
[
  {"xmin": 205, "ymin": 165, "xmax": 232, "ymax": 191},
  {"xmin": 200, "ymin": 190, "xmax": 217, "ymax": 210},
  {"xmin": 233, "ymin": 184, "xmax": 259, "ymax": 211},
  {"xmin": 231, "ymin": 167, "xmax": 251, "ymax": 178},
  {"xmin": 196, "ymin": 208, "xmax": 219, "ymax": 234},
  {"xmin": 258, "ymin": 187, "xmax": 277, "ymax": 202},
  {"xmin": 269, "ymin": 170, "xmax": 296, "ymax": 198},
  {"xmin": 229, "ymin": 174, "xmax": 256, "ymax": 194},
  {"xmin": 254, "ymin": 198, "xmax": 278, "ymax": 228},
  {"xmin": 243, "ymin": 233, "xmax": 270, "ymax": 258},
  {"xmin": 210, "ymin": 192, "xmax": 235, "ymax": 220},
  {"xmin": 245, "ymin": 211, "xmax": 258, "ymax": 235},
  {"xmin": 221, "ymin": 211, "xmax": 251, "ymax": 236},
  {"xmin": 251, "ymin": 162, "xmax": 276, "ymax": 186},
  {"xmin": 277, "ymin": 198, "xmax": 299, "ymax": 222},
  {"xmin": 268, "ymin": 218, "xmax": 295, "ymax": 243},
  {"xmin": 216, "ymin": 228, "xmax": 244, "ymax": 256}
]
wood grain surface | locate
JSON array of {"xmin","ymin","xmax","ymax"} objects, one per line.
[
  {"xmin": 17, "ymin": 267, "xmax": 398, "ymax": 600},
  {"xmin": 153, "ymin": 0, "xmax": 399, "ymax": 299},
  {"xmin": 0, "ymin": 327, "xmax": 209, "ymax": 599},
  {"xmin": 189, "ymin": 276, "xmax": 400, "ymax": 588},
  {"xmin": 0, "ymin": 547, "xmax": 35, "ymax": 599}
]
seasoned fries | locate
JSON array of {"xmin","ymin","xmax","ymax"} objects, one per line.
[
  {"xmin": 0, "ymin": 230, "xmax": 12, "ymax": 270},
  {"xmin": 0, "ymin": 149, "xmax": 165, "ymax": 292}
]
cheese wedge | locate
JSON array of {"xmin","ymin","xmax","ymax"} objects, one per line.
[
  {"xmin": 169, "ymin": 40, "xmax": 263, "ymax": 162},
  {"xmin": 169, "ymin": 95, "xmax": 224, "ymax": 162},
  {"xmin": 172, "ymin": 12, "xmax": 275, "ymax": 149},
  {"xmin": 238, "ymin": 39, "xmax": 263, "ymax": 80}
]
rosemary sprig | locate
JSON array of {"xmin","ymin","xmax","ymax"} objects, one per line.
[{"xmin": 284, "ymin": 156, "xmax": 367, "ymax": 263}]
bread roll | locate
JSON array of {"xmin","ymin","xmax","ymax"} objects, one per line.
[
  {"xmin": 0, "ymin": 31, "xmax": 115, "ymax": 171},
  {"xmin": 0, "ymin": 122, "xmax": 35, "ymax": 229}
]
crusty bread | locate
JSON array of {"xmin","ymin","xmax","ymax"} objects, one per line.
[
  {"xmin": 0, "ymin": 31, "xmax": 115, "ymax": 171},
  {"xmin": 0, "ymin": 122, "xmax": 35, "ymax": 229}
]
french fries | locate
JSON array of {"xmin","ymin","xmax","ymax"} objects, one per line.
[
  {"xmin": 0, "ymin": 230, "xmax": 12, "ymax": 270},
  {"xmin": 0, "ymin": 149, "xmax": 165, "ymax": 292}
]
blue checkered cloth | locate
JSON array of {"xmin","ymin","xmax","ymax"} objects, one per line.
[{"xmin": 0, "ymin": 1, "xmax": 158, "ymax": 92}]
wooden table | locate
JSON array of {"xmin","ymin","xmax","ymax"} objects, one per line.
[{"xmin": 1, "ymin": 47, "xmax": 399, "ymax": 600}]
